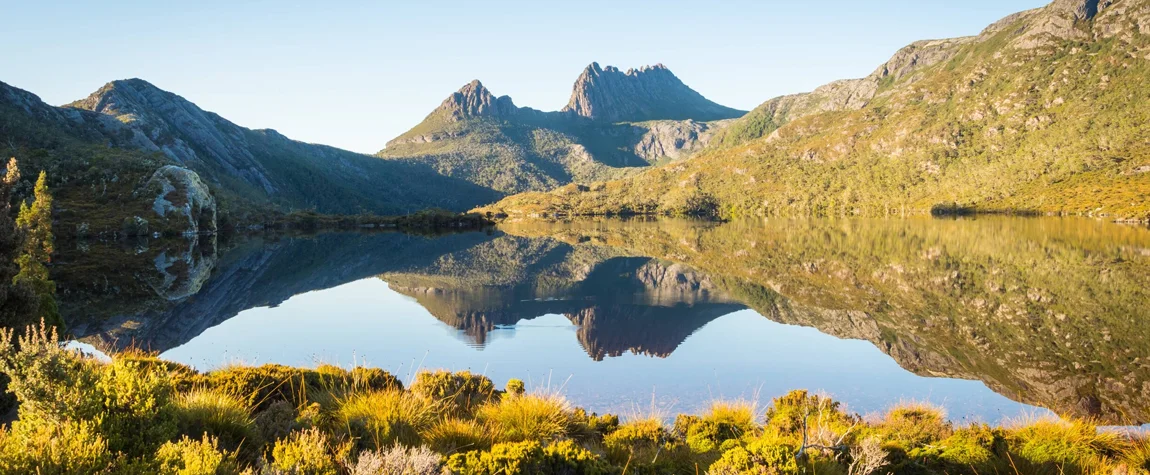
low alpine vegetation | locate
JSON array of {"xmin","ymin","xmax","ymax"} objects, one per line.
[{"xmin": 0, "ymin": 323, "xmax": 1147, "ymax": 474}]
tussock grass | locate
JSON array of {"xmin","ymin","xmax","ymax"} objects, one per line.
[
  {"xmin": 476, "ymin": 391, "xmax": 574, "ymax": 444},
  {"xmin": 336, "ymin": 390, "xmax": 437, "ymax": 449},
  {"xmin": 173, "ymin": 389, "xmax": 257, "ymax": 454}
]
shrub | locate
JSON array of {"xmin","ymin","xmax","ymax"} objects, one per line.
[
  {"xmin": 254, "ymin": 400, "xmax": 298, "ymax": 445},
  {"xmin": 0, "ymin": 322, "xmax": 101, "ymax": 424},
  {"xmin": 423, "ymin": 418, "xmax": 494, "ymax": 454},
  {"xmin": 477, "ymin": 392, "xmax": 574, "ymax": 443},
  {"xmin": 410, "ymin": 370, "xmax": 497, "ymax": 416},
  {"xmin": 154, "ymin": 434, "xmax": 240, "ymax": 475},
  {"xmin": 676, "ymin": 400, "xmax": 760, "ymax": 453},
  {"xmin": 270, "ymin": 428, "xmax": 340, "ymax": 475},
  {"xmin": 571, "ymin": 408, "xmax": 619, "ymax": 443},
  {"xmin": 909, "ymin": 423, "xmax": 1003, "ymax": 471},
  {"xmin": 351, "ymin": 445, "xmax": 442, "ymax": 475},
  {"xmin": 205, "ymin": 364, "xmax": 313, "ymax": 411},
  {"xmin": 875, "ymin": 402, "xmax": 952, "ymax": 450},
  {"xmin": 173, "ymin": 389, "xmax": 258, "ymax": 455},
  {"xmin": 602, "ymin": 416, "xmax": 696, "ymax": 472},
  {"xmin": 0, "ymin": 419, "xmax": 112, "ymax": 474},
  {"xmin": 95, "ymin": 357, "xmax": 180, "ymax": 457},
  {"xmin": 337, "ymin": 390, "xmax": 437, "ymax": 449},
  {"xmin": 114, "ymin": 349, "xmax": 202, "ymax": 391},
  {"xmin": 708, "ymin": 435, "xmax": 800, "ymax": 475},
  {"xmin": 505, "ymin": 379, "xmax": 525, "ymax": 396},
  {"xmin": 763, "ymin": 390, "xmax": 857, "ymax": 443},
  {"xmin": 445, "ymin": 440, "xmax": 610, "ymax": 475}
]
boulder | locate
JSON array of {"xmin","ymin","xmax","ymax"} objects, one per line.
[{"xmin": 143, "ymin": 165, "xmax": 217, "ymax": 235}]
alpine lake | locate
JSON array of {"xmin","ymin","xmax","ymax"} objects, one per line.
[{"xmin": 56, "ymin": 217, "xmax": 1150, "ymax": 427}]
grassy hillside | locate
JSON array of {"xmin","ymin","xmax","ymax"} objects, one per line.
[{"xmin": 479, "ymin": 2, "xmax": 1150, "ymax": 223}]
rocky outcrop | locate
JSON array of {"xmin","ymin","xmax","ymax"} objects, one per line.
[
  {"xmin": 438, "ymin": 80, "xmax": 520, "ymax": 122},
  {"xmin": 143, "ymin": 165, "xmax": 217, "ymax": 235},
  {"xmin": 714, "ymin": 37, "xmax": 973, "ymax": 147},
  {"xmin": 632, "ymin": 120, "xmax": 733, "ymax": 162},
  {"xmin": 68, "ymin": 79, "xmax": 278, "ymax": 194},
  {"xmin": 562, "ymin": 63, "xmax": 745, "ymax": 123}
]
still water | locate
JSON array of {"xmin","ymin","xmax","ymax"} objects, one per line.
[{"xmin": 58, "ymin": 217, "xmax": 1150, "ymax": 425}]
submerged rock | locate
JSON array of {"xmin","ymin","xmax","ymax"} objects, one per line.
[{"xmin": 143, "ymin": 165, "xmax": 217, "ymax": 235}]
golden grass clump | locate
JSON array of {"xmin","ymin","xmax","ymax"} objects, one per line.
[
  {"xmin": 173, "ymin": 389, "xmax": 258, "ymax": 454},
  {"xmin": 336, "ymin": 390, "xmax": 438, "ymax": 449},
  {"xmin": 477, "ymin": 391, "xmax": 575, "ymax": 443}
]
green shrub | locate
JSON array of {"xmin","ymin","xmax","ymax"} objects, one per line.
[
  {"xmin": 0, "ymin": 323, "xmax": 102, "ymax": 424},
  {"xmin": 875, "ymin": 402, "xmax": 952, "ymax": 451},
  {"xmin": 154, "ymin": 434, "xmax": 240, "ymax": 475},
  {"xmin": 95, "ymin": 358, "xmax": 180, "ymax": 457},
  {"xmin": 337, "ymin": 390, "xmax": 437, "ymax": 449},
  {"xmin": 571, "ymin": 408, "xmax": 619, "ymax": 443},
  {"xmin": 445, "ymin": 440, "xmax": 610, "ymax": 475},
  {"xmin": 410, "ymin": 370, "xmax": 497, "ymax": 416},
  {"xmin": 477, "ymin": 392, "xmax": 574, "ymax": 443},
  {"xmin": 270, "ymin": 428, "xmax": 340, "ymax": 475},
  {"xmin": 603, "ymin": 417, "xmax": 696, "ymax": 473},
  {"xmin": 0, "ymin": 419, "xmax": 112, "ymax": 474},
  {"xmin": 505, "ymin": 378, "xmax": 525, "ymax": 396},
  {"xmin": 910, "ymin": 423, "xmax": 1003, "ymax": 471},
  {"xmin": 205, "ymin": 364, "xmax": 313, "ymax": 411},
  {"xmin": 709, "ymin": 435, "xmax": 800, "ymax": 475},
  {"xmin": 763, "ymin": 390, "xmax": 856, "ymax": 442},
  {"xmin": 173, "ymin": 389, "xmax": 258, "ymax": 456}
]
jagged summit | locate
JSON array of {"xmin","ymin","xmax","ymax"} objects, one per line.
[
  {"xmin": 436, "ymin": 79, "xmax": 519, "ymax": 121},
  {"xmin": 561, "ymin": 62, "xmax": 745, "ymax": 123}
]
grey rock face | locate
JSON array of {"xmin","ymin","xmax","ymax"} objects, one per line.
[
  {"xmin": 562, "ymin": 63, "xmax": 745, "ymax": 123},
  {"xmin": 143, "ymin": 165, "xmax": 217, "ymax": 235},
  {"xmin": 439, "ymin": 80, "xmax": 519, "ymax": 122},
  {"xmin": 632, "ymin": 119, "xmax": 733, "ymax": 162},
  {"xmin": 68, "ymin": 79, "xmax": 278, "ymax": 195}
]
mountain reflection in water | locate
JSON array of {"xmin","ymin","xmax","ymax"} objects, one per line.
[{"xmin": 56, "ymin": 217, "xmax": 1150, "ymax": 425}]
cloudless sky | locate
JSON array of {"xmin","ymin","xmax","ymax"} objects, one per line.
[{"xmin": 2, "ymin": 0, "xmax": 1045, "ymax": 153}]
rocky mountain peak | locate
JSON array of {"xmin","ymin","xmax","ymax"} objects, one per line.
[
  {"xmin": 437, "ymin": 80, "xmax": 518, "ymax": 121},
  {"xmin": 561, "ymin": 62, "xmax": 744, "ymax": 123}
]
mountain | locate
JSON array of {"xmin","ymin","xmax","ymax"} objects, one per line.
[
  {"xmin": 562, "ymin": 63, "xmax": 745, "ymax": 123},
  {"xmin": 377, "ymin": 64, "xmax": 744, "ymax": 195},
  {"xmin": 65, "ymin": 79, "xmax": 500, "ymax": 217},
  {"xmin": 480, "ymin": 0, "xmax": 1150, "ymax": 223}
]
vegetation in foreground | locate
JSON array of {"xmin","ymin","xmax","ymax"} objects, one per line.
[{"xmin": 0, "ymin": 324, "xmax": 1147, "ymax": 474}]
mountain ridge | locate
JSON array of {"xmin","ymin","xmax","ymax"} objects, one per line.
[
  {"xmin": 378, "ymin": 62, "xmax": 745, "ymax": 196},
  {"xmin": 480, "ymin": 0, "xmax": 1150, "ymax": 222}
]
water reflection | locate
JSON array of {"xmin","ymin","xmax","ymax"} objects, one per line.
[{"xmin": 55, "ymin": 217, "xmax": 1150, "ymax": 424}]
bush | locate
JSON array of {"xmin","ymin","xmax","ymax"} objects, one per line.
[
  {"xmin": 445, "ymin": 440, "xmax": 610, "ymax": 475},
  {"xmin": 875, "ymin": 402, "xmax": 952, "ymax": 451},
  {"xmin": 94, "ymin": 358, "xmax": 180, "ymax": 457},
  {"xmin": 205, "ymin": 364, "xmax": 314, "ymax": 411},
  {"xmin": 173, "ymin": 389, "xmax": 258, "ymax": 456},
  {"xmin": 337, "ymin": 390, "xmax": 437, "ymax": 449},
  {"xmin": 603, "ymin": 417, "xmax": 695, "ymax": 472},
  {"xmin": 351, "ymin": 445, "xmax": 442, "ymax": 475},
  {"xmin": 0, "ymin": 419, "xmax": 112, "ymax": 474},
  {"xmin": 709, "ymin": 436, "xmax": 800, "ymax": 475},
  {"xmin": 0, "ymin": 323, "xmax": 102, "ymax": 424},
  {"xmin": 409, "ymin": 370, "xmax": 497, "ymax": 417},
  {"xmin": 254, "ymin": 400, "xmax": 298, "ymax": 445},
  {"xmin": 269, "ymin": 428, "xmax": 340, "ymax": 475},
  {"xmin": 477, "ymin": 392, "xmax": 574, "ymax": 443},
  {"xmin": 910, "ymin": 424, "xmax": 1003, "ymax": 471},
  {"xmin": 505, "ymin": 379, "xmax": 525, "ymax": 396},
  {"xmin": 154, "ymin": 434, "xmax": 240, "ymax": 475}
]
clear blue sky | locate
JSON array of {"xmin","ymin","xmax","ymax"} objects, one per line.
[{"xmin": 2, "ymin": 0, "xmax": 1045, "ymax": 153}]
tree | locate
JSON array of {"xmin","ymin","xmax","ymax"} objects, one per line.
[
  {"xmin": 0, "ymin": 158, "xmax": 35, "ymax": 328},
  {"xmin": 13, "ymin": 170, "xmax": 61, "ymax": 329}
]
